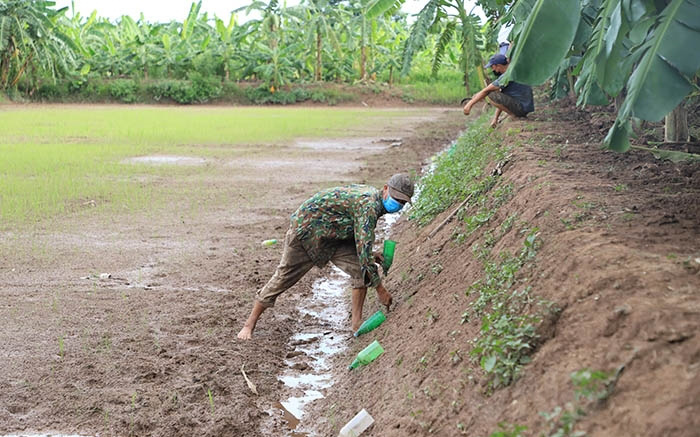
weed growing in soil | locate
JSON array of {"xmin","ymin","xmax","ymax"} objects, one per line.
[
  {"xmin": 207, "ymin": 388, "xmax": 215, "ymax": 414},
  {"xmin": 571, "ymin": 368, "xmax": 614, "ymax": 402},
  {"xmin": 488, "ymin": 367, "xmax": 618, "ymax": 437},
  {"xmin": 487, "ymin": 422, "xmax": 528, "ymax": 437},
  {"xmin": 410, "ymin": 114, "xmax": 506, "ymax": 226},
  {"xmin": 466, "ymin": 228, "xmax": 543, "ymax": 389}
]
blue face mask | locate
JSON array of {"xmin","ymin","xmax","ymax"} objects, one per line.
[{"xmin": 383, "ymin": 195, "xmax": 404, "ymax": 213}]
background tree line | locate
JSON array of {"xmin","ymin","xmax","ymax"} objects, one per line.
[{"xmin": 1, "ymin": 0, "xmax": 698, "ymax": 152}]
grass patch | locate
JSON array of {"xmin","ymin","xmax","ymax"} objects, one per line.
[
  {"xmin": 400, "ymin": 80, "xmax": 466, "ymax": 105},
  {"xmin": 410, "ymin": 113, "xmax": 505, "ymax": 226},
  {"xmin": 0, "ymin": 106, "xmax": 405, "ymax": 225}
]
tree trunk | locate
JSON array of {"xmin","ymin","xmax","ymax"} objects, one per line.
[
  {"xmin": 315, "ymin": 30, "xmax": 322, "ymax": 82},
  {"xmin": 665, "ymin": 104, "xmax": 689, "ymax": 143},
  {"xmin": 360, "ymin": 45, "xmax": 366, "ymax": 80}
]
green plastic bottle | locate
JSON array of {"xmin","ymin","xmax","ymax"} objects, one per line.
[
  {"xmin": 382, "ymin": 239, "xmax": 396, "ymax": 275},
  {"xmin": 353, "ymin": 311, "xmax": 386, "ymax": 337},
  {"xmin": 348, "ymin": 340, "xmax": 384, "ymax": 370},
  {"xmin": 261, "ymin": 239, "xmax": 278, "ymax": 247}
]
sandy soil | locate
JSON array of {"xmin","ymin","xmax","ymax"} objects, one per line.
[
  {"xmin": 306, "ymin": 99, "xmax": 700, "ymax": 436},
  {"xmin": 0, "ymin": 107, "xmax": 465, "ymax": 436}
]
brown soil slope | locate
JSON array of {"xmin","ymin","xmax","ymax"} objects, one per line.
[{"xmin": 310, "ymin": 101, "xmax": 700, "ymax": 436}]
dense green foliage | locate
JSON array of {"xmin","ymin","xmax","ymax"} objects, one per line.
[
  {"xmin": 0, "ymin": 0, "xmax": 474, "ymax": 103},
  {"xmin": 497, "ymin": 0, "xmax": 700, "ymax": 151}
]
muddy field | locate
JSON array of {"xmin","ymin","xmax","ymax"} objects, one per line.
[{"xmin": 0, "ymin": 107, "xmax": 464, "ymax": 436}]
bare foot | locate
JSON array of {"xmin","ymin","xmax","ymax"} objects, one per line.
[{"xmin": 237, "ymin": 326, "xmax": 253, "ymax": 340}]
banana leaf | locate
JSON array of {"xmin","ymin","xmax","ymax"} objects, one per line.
[
  {"xmin": 366, "ymin": 0, "xmax": 405, "ymax": 19},
  {"xmin": 605, "ymin": 0, "xmax": 700, "ymax": 151},
  {"xmin": 504, "ymin": 0, "xmax": 582, "ymax": 86}
]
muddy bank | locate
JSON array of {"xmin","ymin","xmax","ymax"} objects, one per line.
[{"xmin": 307, "ymin": 101, "xmax": 700, "ymax": 436}]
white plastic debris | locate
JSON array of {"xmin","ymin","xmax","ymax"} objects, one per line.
[{"xmin": 338, "ymin": 409, "xmax": 374, "ymax": 437}]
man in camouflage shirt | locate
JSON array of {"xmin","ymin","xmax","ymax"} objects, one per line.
[{"xmin": 237, "ymin": 173, "xmax": 414, "ymax": 340}]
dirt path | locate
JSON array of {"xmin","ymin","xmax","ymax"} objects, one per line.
[{"xmin": 0, "ymin": 107, "xmax": 465, "ymax": 436}]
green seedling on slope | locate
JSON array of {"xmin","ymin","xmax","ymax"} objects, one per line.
[
  {"xmin": 487, "ymin": 422, "xmax": 528, "ymax": 437},
  {"xmin": 466, "ymin": 228, "xmax": 543, "ymax": 389},
  {"xmin": 207, "ymin": 388, "xmax": 215, "ymax": 414},
  {"xmin": 58, "ymin": 335, "xmax": 65, "ymax": 358},
  {"xmin": 410, "ymin": 114, "xmax": 506, "ymax": 226},
  {"xmin": 571, "ymin": 368, "xmax": 614, "ymax": 402}
]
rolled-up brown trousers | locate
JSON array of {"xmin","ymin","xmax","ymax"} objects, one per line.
[{"xmin": 255, "ymin": 228, "xmax": 364, "ymax": 307}]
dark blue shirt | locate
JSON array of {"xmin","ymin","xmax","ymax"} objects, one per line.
[{"xmin": 493, "ymin": 78, "xmax": 535, "ymax": 114}]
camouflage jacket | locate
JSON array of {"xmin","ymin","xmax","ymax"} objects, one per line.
[{"xmin": 290, "ymin": 185, "xmax": 386, "ymax": 287}]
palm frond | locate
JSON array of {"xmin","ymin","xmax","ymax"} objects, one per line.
[
  {"xmin": 432, "ymin": 21, "xmax": 456, "ymax": 78},
  {"xmin": 401, "ymin": 0, "xmax": 440, "ymax": 76}
]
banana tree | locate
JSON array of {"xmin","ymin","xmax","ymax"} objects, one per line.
[
  {"xmin": 402, "ymin": 0, "xmax": 493, "ymax": 93},
  {"xmin": 0, "ymin": 0, "xmax": 77, "ymax": 90},
  {"xmin": 350, "ymin": 0, "xmax": 405, "ymax": 80},
  {"xmin": 499, "ymin": 0, "xmax": 700, "ymax": 152}
]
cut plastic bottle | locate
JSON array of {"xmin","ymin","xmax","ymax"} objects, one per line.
[
  {"xmin": 338, "ymin": 409, "xmax": 374, "ymax": 437},
  {"xmin": 353, "ymin": 311, "xmax": 386, "ymax": 337},
  {"xmin": 348, "ymin": 340, "xmax": 384, "ymax": 370},
  {"xmin": 382, "ymin": 239, "xmax": 396, "ymax": 275}
]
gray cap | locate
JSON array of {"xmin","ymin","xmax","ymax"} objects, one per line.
[{"xmin": 387, "ymin": 173, "xmax": 414, "ymax": 203}]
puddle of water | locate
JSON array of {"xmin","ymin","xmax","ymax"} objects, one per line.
[
  {"xmin": 123, "ymin": 155, "xmax": 207, "ymax": 166},
  {"xmin": 274, "ymin": 402, "xmax": 309, "ymax": 437},
  {"xmin": 295, "ymin": 137, "xmax": 389, "ymax": 151},
  {"xmin": 277, "ymin": 266, "xmax": 350, "ymax": 415}
]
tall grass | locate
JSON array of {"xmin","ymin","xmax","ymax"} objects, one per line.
[{"xmin": 0, "ymin": 106, "xmax": 409, "ymax": 226}]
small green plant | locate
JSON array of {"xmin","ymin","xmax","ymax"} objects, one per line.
[
  {"xmin": 487, "ymin": 422, "xmax": 528, "ymax": 437},
  {"xmin": 613, "ymin": 183, "xmax": 628, "ymax": 192},
  {"xmin": 449, "ymin": 349, "xmax": 462, "ymax": 364},
  {"xmin": 58, "ymin": 335, "xmax": 64, "ymax": 358},
  {"xmin": 540, "ymin": 403, "xmax": 587, "ymax": 437},
  {"xmin": 207, "ymin": 388, "xmax": 215, "ymax": 414},
  {"xmin": 571, "ymin": 368, "xmax": 613, "ymax": 402},
  {"xmin": 425, "ymin": 307, "xmax": 439, "ymax": 323}
]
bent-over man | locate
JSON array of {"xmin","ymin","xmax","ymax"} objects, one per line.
[{"xmin": 237, "ymin": 173, "xmax": 414, "ymax": 340}]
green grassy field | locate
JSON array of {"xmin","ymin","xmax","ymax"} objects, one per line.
[{"xmin": 0, "ymin": 105, "xmax": 410, "ymax": 226}]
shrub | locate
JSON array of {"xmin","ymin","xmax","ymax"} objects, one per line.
[{"xmin": 107, "ymin": 79, "xmax": 138, "ymax": 103}]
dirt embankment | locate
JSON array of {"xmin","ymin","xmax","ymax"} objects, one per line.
[{"xmin": 308, "ymin": 100, "xmax": 700, "ymax": 436}]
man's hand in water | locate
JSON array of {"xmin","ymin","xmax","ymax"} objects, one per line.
[{"xmin": 376, "ymin": 283, "xmax": 392, "ymax": 312}]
